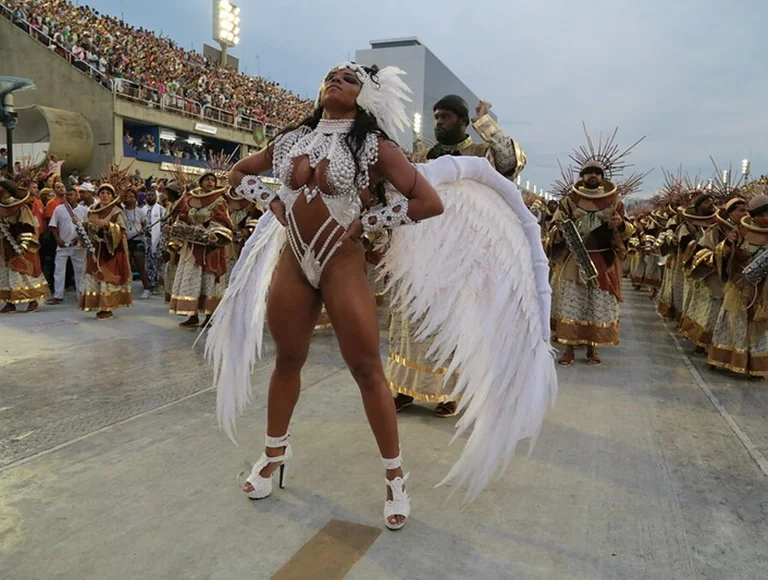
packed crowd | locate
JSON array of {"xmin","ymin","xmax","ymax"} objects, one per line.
[
  {"xmin": 4, "ymin": 0, "xmax": 314, "ymax": 127},
  {"xmin": 123, "ymin": 130, "xmax": 227, "ymax": 164}
]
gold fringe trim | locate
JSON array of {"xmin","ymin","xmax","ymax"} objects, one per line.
[
  {"xmin": 551, "ymin": 315, "xmax": 618, "ymax": 329},
  {"xmin": 78, "ymin": 288, "xmax": 133, "ymax": 311},
  {"xmin": 389, "ymin": 352, "xmax": 448, "ymax": 376},
  {"xmin": 0, "ymin": 281, "xmax": 49, "ymax": 303},
  {"xmin": 678, "ymin": 316, "xmax": 712, "ymax": 348}
]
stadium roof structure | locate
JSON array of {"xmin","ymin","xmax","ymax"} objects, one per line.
[{"xmin": 369, "ymin": 38, "xmax": 423, "ymax": 49}]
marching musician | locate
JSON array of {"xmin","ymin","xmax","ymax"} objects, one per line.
[
  {"xmin": 168, "ymin": 172, "xmax": 234, "ymax": 328},
  {"xmin": 550, "ymin": 160, "xmax": 634, "ymax": 367},
  {"xmin": 707, "ymin": 195, "xmax": 768, "ymax": 378},
  {"xmin": 676, "ymin": 193, "xmax": 717, "ymax": 353},
  {"xmin": 78, "ymin": 184, "xmax": 133, "ymax": 320}
]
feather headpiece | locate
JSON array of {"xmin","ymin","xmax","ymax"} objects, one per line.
[{"xmin": 320, "ymin": 62, "xmax": 412, "ymax": 139}]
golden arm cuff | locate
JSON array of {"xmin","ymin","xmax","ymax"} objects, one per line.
[{"xmin": 471, "ymin": 113, "xmax": 527, "ymax": 179}]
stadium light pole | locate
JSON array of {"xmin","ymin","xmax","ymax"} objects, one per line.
[
  {"xmin": 742, "ymin": 158, "xmax": 751, "ymax": 184},
  {"xmin": 0, "ymin": 76, "xmax": 36, "ymax": 171},
  {"xmin": 412, "ymin": 112, "xmax": 422, "ymax": 154},
  {"xmin": 213, "ymin": 0, "xmax": 241, "ymax": 67}
]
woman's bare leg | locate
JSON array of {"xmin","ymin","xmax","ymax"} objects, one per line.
[
  {"xmin": 321, "ymin": 242, "xmax": 405, "ymax": 526},
  {"xmin": 242, "ymin": 250, "xmax": 322, "ymax": 491}
]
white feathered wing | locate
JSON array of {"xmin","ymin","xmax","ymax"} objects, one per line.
[
  {"xmin": 380, "ymin": 155, "xmax": 557, "ymax": 505},
  {"xmin": 205, "ymin": 212, "xmax": 286, "ymax": 443}
]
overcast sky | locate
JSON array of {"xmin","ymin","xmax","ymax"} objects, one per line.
[{"xmin": 87, "ymin": 0, "xmax": 767, "ymax": 196}]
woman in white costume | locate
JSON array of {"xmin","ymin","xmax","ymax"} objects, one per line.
[{"xmin": 208, "ymin": 62, "xmax": 557, "ymax": 530}]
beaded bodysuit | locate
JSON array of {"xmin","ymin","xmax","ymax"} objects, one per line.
[{"xmin": 272, "ymin": 119, "xmax": 378, "ymax": 288}]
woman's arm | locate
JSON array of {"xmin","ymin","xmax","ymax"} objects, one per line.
[
  {"xmin": 229, "ymin": 146, "xmax": 273, "ymax": 188},
  {"xmin": 366, "ymin": 138, "xmax": 444, "ymax": 230}
]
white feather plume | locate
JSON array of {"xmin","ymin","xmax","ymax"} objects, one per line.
[
  {"xmin": 356, "ymin": 66, "xmax": 412, "ymax": 138},
  {"xmin": 205, "ymin": 212, "xmax": 286, "ymax": 444},
  {"xmin": 379, "ymin": 156, "xmax": 558, "ymax": 505}
]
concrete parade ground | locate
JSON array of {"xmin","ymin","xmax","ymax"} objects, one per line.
[{"xmin": 1, "ymin": 282, "xmax": 767, "ymax": 579}]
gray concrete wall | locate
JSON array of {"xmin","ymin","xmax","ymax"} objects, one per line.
[
  {"xmin": 355, "ymin": 44, "xmax": 426, "ymax": 148},
  {"xmin": 1, "ymin": 16, "xmax": 114, "ymax": 176},
  {"xmin": 356, "ymin": 40, "xmax": 489, "ymax": 147}
]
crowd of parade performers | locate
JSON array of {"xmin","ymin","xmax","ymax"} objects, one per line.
[{"xmin": 609, "ymin": 172, "xmax": 768, "ymax": 380}]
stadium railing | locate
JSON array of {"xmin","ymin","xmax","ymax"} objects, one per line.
[{"xmin": 1, "ymin": 4, "xmax": 278, "ymax": 139}]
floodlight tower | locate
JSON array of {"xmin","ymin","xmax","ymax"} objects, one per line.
[{"xmin": 213, "ymin": 0, "xmax": 241, "ymax": 67}]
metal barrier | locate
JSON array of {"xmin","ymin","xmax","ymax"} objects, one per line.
[
  {"xmin": 162, "ymin": 92, "xmax": 203, "ymax": 118},
  {"xmin": 202, "ymin": 104, "xmax": 236, "ymax": 127}
]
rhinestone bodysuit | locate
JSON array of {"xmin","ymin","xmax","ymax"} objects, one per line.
[{"xmin": 271, "ymin": 119, "xmax": 379, "ymax": 288}]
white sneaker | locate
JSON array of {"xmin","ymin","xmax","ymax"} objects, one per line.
[{"xmin": 140, "ymin": 289, "xmax": 151, "ymax": 299}]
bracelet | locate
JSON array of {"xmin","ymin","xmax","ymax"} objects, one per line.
[
  {"xmin": 361, "ymin": 198, "xmax": 413, "ymax": 234},
  {"xmin": 236, "ymin": 175, "xmax": 279, "ymax": 208}
]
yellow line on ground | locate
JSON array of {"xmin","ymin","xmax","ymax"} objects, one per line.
[{"xmin": 272, "ymin": 519, "xmax": 382, "ymax": 580}]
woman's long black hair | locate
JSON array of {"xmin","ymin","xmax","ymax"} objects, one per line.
[{"xmin": 270, "ymin": 64, "xmax": 392, "ymax": 205}]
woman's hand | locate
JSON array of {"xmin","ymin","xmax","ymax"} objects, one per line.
[
  {"xmin": 270, "ymin": 199, "xmax": 287, "ymax": 227},
  {"xmin": 339, "ymin": 220, "xmax": 363, "ymax": 244}
]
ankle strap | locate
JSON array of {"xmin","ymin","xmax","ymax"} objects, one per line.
[
  {"xmin": 381, "ymin": 454, "xmax": 402, "ymax": 470},
  {"xmin": 265, "ymin": 433, "xmax": 290, "ymax": 448}
]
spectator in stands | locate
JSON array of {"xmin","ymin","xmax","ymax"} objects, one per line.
[
  {"xmin": 140, "ymin": 134, "xmax": 155, "ymax": 152},
  {"xmin": 12, "ymin": 3, "xmax": 28, "ymax": 32},
  {"xmin": 68, "ymin": 169, "xmax": 80, "ymax": 187},
  {"xmin": 132, "ymin": 168, "xmax": 142, "ymax": 184},
  {"xmin": 124, "ymin": 131, "xmax": 134, "ymax": 149},
  {"xmin": 0, "ymin": 148, "xmax": 7, "ymax": 170}
]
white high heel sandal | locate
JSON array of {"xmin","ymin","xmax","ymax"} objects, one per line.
[
  {"xmin": 240, "ymin": 433, "xmax": 292, "ymax": 500},
  {"xmin": 382, "ymin": 455, "xmax": 410, "ymax": 531}
]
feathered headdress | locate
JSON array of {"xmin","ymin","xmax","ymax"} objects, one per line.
[
  {"xmin": 552, "ymin": 123, "xmax": 650, "ymax": 199},
  {"xmin": 708, "ymin": 156, "xmax": 749, "ymax": 203},
  {"xmin": 570, "ymin": 122, "xmax": 646, "ymax": 181},
  {"xmin": 166, "ymin": 158, "xmax": 191, "ymax": 193},
  {"xmin": 98, "ymin": 163, "xmax": 134, "ymax": 198},
  {"xmin": 320, "ymin": 62, "xmax": 412, "ymax": 138},
  {"xmin": 206, "ymin": 150, "xmax": 238, "ymax": 184}
]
